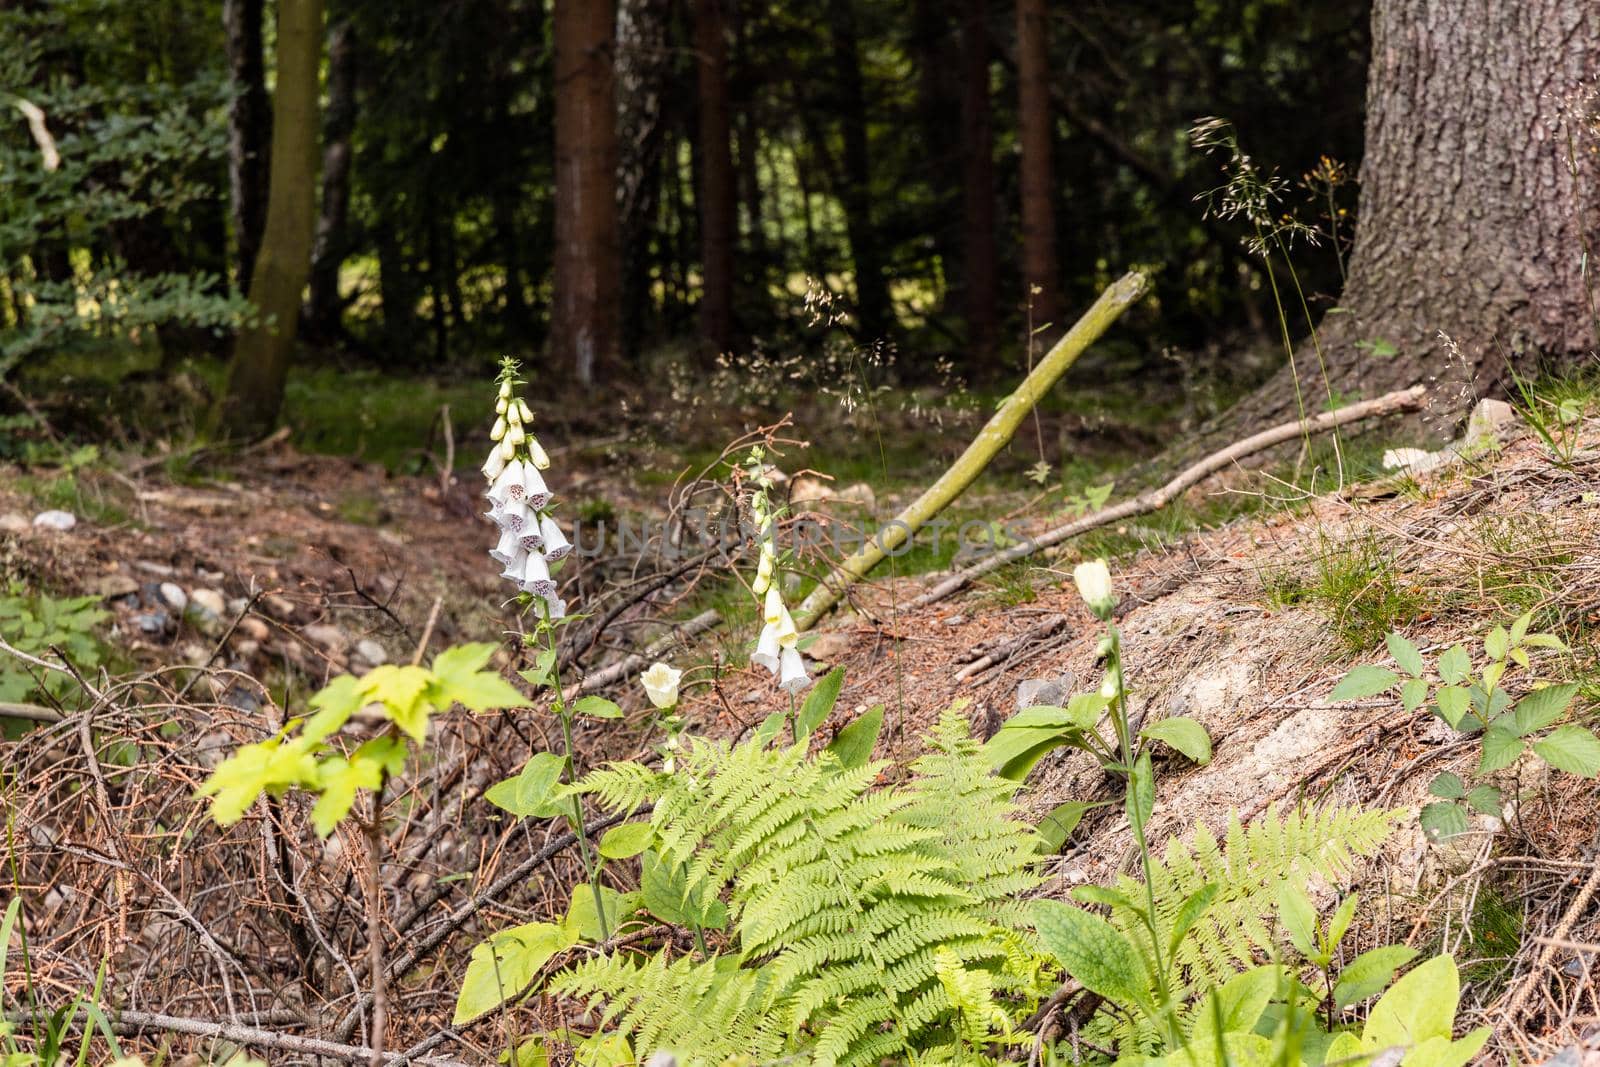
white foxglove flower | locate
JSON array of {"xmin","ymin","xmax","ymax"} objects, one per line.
[
  {"xmin": 778, "ymin": 645, "xmax": 810, "ymax": 693},
  {"xmin": 491, "ymin": 526, "xmax": 521, "ymax": 565},
  {"xmin": 492, "ymin": 495, "xmax": 533, "ymax": 535},
  {"xmin": 640, "ymin": 661, "xmax": 683, "ymax": 709},
  {"xmin": 482, "ymin": 447, "xmax": 507, "ymax": 481},
  {"xmin": 545, "ymin": 597, "xmax": 566, "ymax": 620},
  {"xmin": 1073, "ymin": 559, "xmax": 1117, "ymax": 621},
  {"xmin": 488, "ymin": 459, "xmax": 527, "ymax": 505},
  {"xmin": 538, "ymin": 513, "xmax": 571, "ymax": 561},
  {"xmin": 752, "ymin": 621, "xmax": 781, "ymax": 673},
  {"xmin": 521, "ymin": 465, "xmax": 550, "ymax": 510}
]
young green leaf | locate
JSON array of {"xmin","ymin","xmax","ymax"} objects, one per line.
[
  {"xmin": 364, "ymin": 664, "xmax": 436, "ymax": 740},
  {"xmin": 1435, "ymin": 686, "xmax": 1471, "ymax": 728},
  {"xmin": 1032, "ymin": 900, "xmax": 1152, "ymax": 1012},
  {"xmin": 453, "ymin": 921, "xmax": 577, "ymax": 1024},
  {"xmin": 1326, "ymin": 892, "xmax": 1359, "ymax": 953},
  {"xmin": 485, "ymin": 752, "xmax": 567, "ymax": 818},
  {"xmin": 1477, "ymin": 726, "xmax": 1524, "ymax": 774},
  {"xmin": 1329, "ymin": 665, "xmax": 1400, "ymax": 702},
  {"xmin": 1332, "ymin": 945, "xmax": 1419, "ymax": 1008},
  {"xmin": 1484, "ymin": 625, "xmax": 1509, "ymax": 661},
  {"xmin": 1386, "ymin": 633, "xmax": 1425, "ymax": 677},
  {"xmin": 795, "ymin": 666, "xmax": 845, "ymax": 740},
  {"xmin": 1401, "ymin": 677, "xmax": 1429, "ymax": 713},
  {"xmin": 1510, "ymin": 683, "xmax": 1578, "ymax": 736},
  {"xmin": 824, "ymin": 704, "xmax": 884, "ymax": 769},
  {"xmin": 598, "ymin": 821, "xmax": 654, "ymax": 859},
  {"xmin": 1437, "ymin": 644, "xmax": 1471, "ymax": 685},
  {"xmin": 1532, "ymin": 725, "xmax": 1600, "ymax": 777},
  {"xmin": 1420, "ymin": 802, "xmax": 1468, "ymax": 841},
  {"xmin": 1276, "ymin": 882, "xmax": 1320, "ymax": 961},
  {"xmin": 431, "ymin": 643, "xmax": 527, "ymax": 712},
  {"xmin": 573, "ymin": 695, "xmax": 623, "ymax": 720},
  {"xmin": 1139, "ymin": 716, "xmax": 1213, "ymax": 765}
]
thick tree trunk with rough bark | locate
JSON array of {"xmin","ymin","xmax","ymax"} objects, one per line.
[
  {"xmin": 960, "ymin": 0, "xmax": 998, "ymax": 364},
  {"xmin": 617, "ymin": 0, "xmax": 671, "ymax": 359},
  {"xmin": 553, "ymin": 0, "xmax": 623, "ymax": 384},
  {"xmin": 1015, "ymin": 0, "xmax": 1059, "ymax": 330},
  {"xmin": 306, "ymin": 19, "xmax": 356, "ymax": 343},
  {"xmin": 1233, "ymin": 0, "xmax": 1600, "ymax": 440},
  {"xmin": 827, "ymin": 0, "xmax": 892, "ymax": 341},
  {"xmin": 217, "ymin": 0, "xmax": 323, "ymax": 439},
  {"xmin": 694, "ymin": 0, "xmax": 736, "ymax": 353},
  {"xmin": 223, "ymin": 0, "xmax": 270, "ymax": 293}
]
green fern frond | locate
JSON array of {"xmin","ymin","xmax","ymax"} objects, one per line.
[{"xmin": 576, "ymin": 761, "xmax": 668, "ymax": 815}]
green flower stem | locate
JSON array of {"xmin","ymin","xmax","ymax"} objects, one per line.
[{"xmin": 540, "ymin": 600, "xmax": 610, "ymax": 942}]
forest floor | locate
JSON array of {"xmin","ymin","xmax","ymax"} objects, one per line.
[{"xmin": 2, "ymin": 377, "xmax": 1599, "ymax": 1064}]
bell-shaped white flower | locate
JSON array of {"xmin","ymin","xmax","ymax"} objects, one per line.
[
  {"xmin": 522, "ymin": 464, "xmax": 551, "ymax": 510},
  {"xmin": 778, "ymin": 646, "xmax": 810, "ymax": 693},
  {"xmin": 539, "ymin": 513, "xmax": 571, "ymax": 561},
  {"xmin": 510, "ymin": 550, "xmax": 556, "ymax": 598},
  {"xmin": 490, "ymin": 526, "xmax": 521, "ymax": 565},
  {"xmin": 488, "ymin": 458, "xmax": 528, "ymax": 506},
  {"xmin": 482, "ymin": 446, "xmax": 507, "ymax": 482},
  {"xmin": 752, "ymin": 620, "xmax": 782, "ymax": 673},
  {"xmin": 493, "ymin": 494, "xmax": 534, "ymax": 535},
  {"xmin": 1073, "ymin": 559, "xmax": 1117, "ymax": 621},
  {"xmin": 543, "ymin": 596, "xmax": 566, "ymax": 620},
  {"xmin": 640, "ymin": 661, "xmax": 683, "ymax": 709}
]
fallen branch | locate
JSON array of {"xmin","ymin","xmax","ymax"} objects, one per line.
[
  {"xmin": 791, "ymin": 270, "xmax": 1152, "ymax": 630},
  {"xmin": 910, "ymin": 384, "xmax": 1429, "ymax": 608},
  {"xmin": 572, "ymin": 608, "xmax": 723, "ymax": 694}
]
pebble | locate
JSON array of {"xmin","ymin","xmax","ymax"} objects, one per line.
[
  {"xmin": 302, "ymin": 623, "xmax": 350, "ymax": 653},
  {"xmin": 158, "ymin": 583, "xmax": 188, "ymax": 611},
  {"xmin": 803, "ymin": 631, "xmax": 852, "ymax": 663},
  {"xmin": 1016, "ymin": 674, "xmax": 1077, "ymax": 711},
  {"xmin": 238, "ymin": 617, "xmax": 270, "ymax": 642},
  {"xmin": 234, "ymin": 639, "xmax": 260, "ymax": 658},
  {"xmin": 355, "ymin": 638, "xmax": 388, "ymax": 666},
  {"xmin": 0, "ymin": 513, "xmax": 28, "ymax": 534},
  {"xmin": 32, "ymin": 510, "xmax": 76, "ymax": 531},
  {"xmin": 135, "ymin": 611, "xmax": 169, "ymax": 635},
  {"xmin": 190, "ymin": 588, "xmax": 227, "ymax": 619},
  {"xmin": 94, "ymin": 574, "xmax": 140, "ymax": 600},
  {"xmin": 942, "ymin": 614, "xmax": 967, "ymax": 626},
  {"xmin": 263, "ymin": 595, "xmax": 296, "ymax": 620}
]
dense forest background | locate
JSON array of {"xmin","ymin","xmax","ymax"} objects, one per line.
[{"xmin": 1, "ymin": 0, "xmax": 1371, "ymax": 434}]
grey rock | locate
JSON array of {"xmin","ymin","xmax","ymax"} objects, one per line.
[
  {"xmin": 1017, "ymin": 674, "xmax": 1077, "ymax": 710},
  {"xmin": 355, "ymin": 638, "xmax": 388, "ymax": 666},
  {"xmin": 94, "ymin": 574, "xmax": 140, "ymax": 600},
  {"xmin": 1461, "ymin": 397, "xmax": 1519, "ymax": 452},
  {"xmin": 0, "ymin": 513, "xmax": 28, "ymax": 534},
  {"xmin": 158, "ymin": 582, "xmax": 188, "ymax": 611},
  {"xmin": 190, "ymin": 588, "xmax": 227, "ymax": 619},
  {"xmin": 32, "ymin": 510, "xmax": 76, "ymax": 531},
  {"xmin": 135, "ymin": 611, "xmax": 170, "ymax": 635},
  {"xmin": 237, "ymin": 616, "xmax": 270, "ymax": 642},
  {"xmin": 302, "ymin": 623, "xmax": 350, "ymax": 653}
]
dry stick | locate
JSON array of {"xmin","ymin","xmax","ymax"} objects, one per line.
[
  {"xmin": 1501, "ymin": 852, "xmax": 1600, "ymax": 1028},
  {"xmin": 25, "ymin": 1008, "xmax": 472, "ymax": 1067},
  {"xmin": 570, "ymin": 608, "xmax": 723, "ymax": 695},
  {"xmin": 791, "ymin": 270, "xmax": 1152, "ymax": 631},
  {"xmin": 909, "ymin": 384, "xmax": 1429, "ymax": 609}
]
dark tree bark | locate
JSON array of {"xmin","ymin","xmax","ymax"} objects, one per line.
[
  {"xmin": 693, "ymin": 0, "xmax": 737, "ymax": 353},
  {"xmin": 223, "ymin": 0, "xmax": 270, "ymax": 293},
  {"xmin": 553, "ymin": 0, "xmax": 623, "ymax": 384},
  {"xmin": 826, "ymin": 0, "xmax": 892, "ymax": 340},
  {"xmin": 960, "ymin": 0, "xmax": 998, "ymax": 364},
  {"xmin": 1015, "ymin": 0, "xmax": 1059, "ymax": 330},
  {"xmin": 306, "ymin": 18, "xmax": 356, "ymax": 342},
  {"xmin": 1230, "ymin": 0, "xmax": 1600, "ymax": 439},
  {"xmin": 617, "ymin": 0, "xmax": 672, "ymax": 359},
  {"xmin": 217, "ymin": 0, "xmax": 324, "ymax": 439},
  {"xmin": 912, "ymin": 0, "xmax": 961, "ymax": 308}
]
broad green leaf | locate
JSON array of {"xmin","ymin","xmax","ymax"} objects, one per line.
[
  {"xmin": 432, "ymin": 642, "xmax": 496, "ymax": 679},
  {"xmin": 563, "ymin": 885, "xmax": 638, "ymax": 941},
  {"xmin": 432, "ymin": 643, "xmax": 525, "ymax": 712},
  {"xmin": 1420, "ymin": 802, "xmax": 1468, "ymax": 841},
  {"xmin": 575, "ymin": 1034, "xmax": 633, "ymax": 1067},
  {"xmin": 1037, "ymin": 800, "xmax": 1103, "ymax": 854},
  {"xmin": 1329, "ymin": 665, "xmax": 1399, "ymax": 702},
  {"xmin": 825, "ymin": 704, "xmax": 883, "ymax": 769},
  {"xmin": 1323, "ymin": 1032, "xmax": 1361, "ymax": 1064},
  {"xmin": 196, "ymin": 734, "xmax": 319, "ymax": 825},
  {"xmin": 1386, "ymin": 633, "xmax": 1425, "ymax": 677},
  {"xmin": 1362, "ymin": 954, "xmax": 1459, "ymax": 1049},
  {"xmin": 1435, "ymin": 686, "xmax": 1471, "ymax": 728},
  {"xmin": 310, "ymin": 737, "xmax": 406, "ymax": 837},
  {"xmin": 753, "ymin": 710, "xmax": 787, "ymax": 748},
  {"xmin": 1511, "ymin": 684, "xmax": 1578, "ymax": 736},
  {"xmin": 1401, "ymin": 677, "xmax": 1429, "ymax": 713},
  {"xmin": 1478, "ymin": 726, "xmax": 1524, "ymax": 773},
  {"xmin": 1509, "ymin": 612, "xmax": 1533, "ymax": 646},
  {"xmin": 1127, "ymin": 752, "xmax": 1155, "ymax": 831},
  {"xmin": 573, "ymin": 696, "xmax": 623, "ymax": 720},
  {"xmin": 485, "ymin": 752, "xmax": 567, "ymax": 818},
  {"xmin": 1032, "ymin": 900, "xmax": 1152, "ymax": 1012},
  {"xmin": 304, "ymin": 674, "xmax": 366, "ymax": 742},
  {"xmin": 1276, "ymin": 882, "xmax": 1319, "ymax": 960},
  {"xmin": 1429, "ymin": 772, "xmax": 1465, "ymax": 799},
  {"xmin": 1189, "ymin": 965, "xmax": 1282, "ymax": 1046},
  {"xmin": 1327, "ymin": 892, "xmax": 1359, "ymax": 953},
  {"xmin": 984, "ymin": 726, "xmax": 1082, "ymax": 781},
  {"xmin": 1140, "ymin": 716, "xmax": 1212, "ymax": 765},
  {"xmin": 1168, "ymin": 883, "xmax": 1220, "ymax": 960},
  {"xmin": 453, "ymin": 921, "xmax": 577, "ymax": 1024},
  {"xmin": 1484, "ymin": 625, "xmax": 1509, "ymax": 661},
  {"xmin": 1333, "ymin": 945, "xmax": 1418, "ymax": 1008},
  {"xmin": 1464, "ymin": 784, "xmax": 1503, "ymax": 816},
  {"xmin": 500, "ymin": 1037, "xmax": 550, "ymax": 1067},
  {"xmin": 1004, "ymin": 698, "xmax": 1106, "ymax": 732},
  {"xmin": 519, "ymin": 649, "xmax": 557, "ymax": 689},
  {"xmin": 598, "ymin": 822, "xmax": 653, "ymax": 859},
  {"xmin": 362, "ymin": 664, "xmax": 436, "ymax": 741},
  {"xmin": 1437, "ymin": 644, "xmax": 1471, "ymax": 685},
  {"xmin": 1533, "ymin": 725, "xmax": 1600, "ymax": 777},
  {"xmin": 795, "ymin": 666, "xmax": 845, "ymax": 740},
  {"xmin": 1398, "ymin": 1032, "xmax": 1491, "ymax": 1067}
]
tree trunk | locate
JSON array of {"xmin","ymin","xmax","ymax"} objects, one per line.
[
  {"xmin": 617, "ymin": 0, "xmax": 672, "ymax": 360},
  {"xmin": 223, "ymin": 0, "xmax": 270, "ymax": 294},
  {"xmin": 960, "ymin": 0, "xmax": 998, "ymax": 364},
  {"xmin": 693, "ymin": 0, "xmax": 736, "ymax": 353},
  {"xmin": 1015, "ymin": 0, "xmax": 1059, "ymax": 331},
  {"xmin": 913, "ymin": 0, "xmax": 961, "ymax": 313},
  {"xmin": 826, "ymin": 0, "xmax": 892, "ymax": 341},
  {"xmin": 553, "ymin": 0, "xmax": 623, "ymax": 384},
  {"xmin": 306, "ymin": 18, "xmax": 356, "ymax": 343},
  {"xmin": 1230, "ymin": 0, "xmax": 1600, "ymax": 440},
  {"xmin": 216, "ymin": 0, "xmax": 323, "ymax": 439}
]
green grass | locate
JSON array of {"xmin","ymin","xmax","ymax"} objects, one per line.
[{"xmin": 1266, "ymin": 533, "xmax": 1426, "ymax": 652}]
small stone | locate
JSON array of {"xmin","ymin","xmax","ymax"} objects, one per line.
[
  {"xmin": 135, "ymin": 560, "xmax": 176, "ymax": 578},
  {"xmin": 355, "ymin": 638, "xmax": 388, "ymax": 666},
  {"xmin": 238, "ymin": 617, "xmax": 270, "ymax": 642},
  {"xmin": 179, "ymin": 642, "xmax": 210, "ymax": 666},
  {"xmin": 263, "ymin": 595, "xmax": 296, "ymax": 620},
  {"xmin": 804, "ymin": 631, "xmax": 852, "ymax": 663},
  {"xmin": 1462, "ymin": 397, "xmax": 1519, "ymax": 452},
  {"xmin": 942, "ymin": 614, "xmax": 967, "ymax": 626},
  {"xmin": 227, "ymin": 597, "xmax": 248, "ymax": 616},
  {"xmin": 234, "ymin": 639, "xmax": 260, "ymax": 658},
  {"xmin": 158, "ymin": 583, "xmax": 188, "ymax": 612},
  {"xmin": 94, "ymin": 574, "xmax": 140, "ymax": 600},
  {"xmin": 833, "ymin": 482, "xmax": 877, "ymax": 512},
  {"xmin": 190, "ymin": 588, "xmax": 226, "ymax": 619},
  {"xmin": 135, "ymin": 610, "xmax": 170, "ymax": 635},
  {"xmin": 32, "ymin": 510, "xmax": 76, "ymax": 531},
  {"xmin": 302, "ymin": 623, "xmax": 350, "ymax": 653},
  {"xmin": 0, "ymin": 513, "xmax": 28, "ymax": 534},
  {"xmin": 1016, "ymin": 674, "xmax": 1076, "ymax": 711}
]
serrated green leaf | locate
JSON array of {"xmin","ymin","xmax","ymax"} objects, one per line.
[
  {"xmin": 453, "ymin": 921, "xmax": 577, "ymax": 1024},
  {"xmin": 1140, "ymin": 716, "xmax": 1212, "ymax": 765},
  {"xmin": 1478, "ymin": 726, "xmax": 1524, "ymax": 773},
  {"xmin": 598, "ymin": 821, "xmax": 653, "ymax": 859},
  {"xmin": 304, "ymin": 674, "xmax": 366, "ymax": 743},
  {"xmin": 1435, "ymin": 686, "xmax": 1471, "ymax": 728},
  {"xmin": 824, "ymin": 704, "xmax": 883, "ymax": 769},
  {"xmin": 1333, "ymin": 945, "xmax": 1419, "ymax": 1008},
  {"xmin": 1464, "ymin": 784, "xmax": 1502, "ymax": 816},
  {"xmin": 1386, "ymin": 633, "xmax": 1425, "ymax": 677},
  {"xmin": 311, "ymin": 749, "xmax": 387, "ymax": 837},
  {"xmin": 1533, "ymin": 725, "xmax": 1600, "ymax": 777},
  {"xmin": 1329, "ymin": 665, "xmax": 1399, "ymax": 701},
  {"xmin": 1485, "ymin": 625, "xmax": 1509, "ymax": 661},
  {"xmin": 1420, "ymin": 801, "xmax": 1468, "ymax": 841},
  {"xmin": 1520, "ymin": 633, "xmax": 1567, "ymax": 651},
  {"xmin": 1401, "ymin": 677, "xmax": 1429, "ymax": 712},
  {"xmin": 1437, "ymin": 644, "xmax": 1471, "ymax": 685},
  {"xmin": 1032, "ymin": 900, "xmax": 1152, "ymax": 1012},
  {"xmin": 1428, "ymin": 772, "xmax": 1464, "ymax": 799},
  {"xmin": 1511, "ymin": 684, "xmax": 1578, "ymax": 736},
  {"xmin": 362, "ymin": 664, "xmax": 436, "ymax": 741}
]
